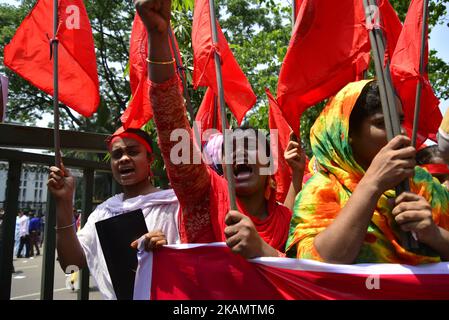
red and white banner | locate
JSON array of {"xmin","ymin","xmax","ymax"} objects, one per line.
[{"xmin": 134, "ymin": 243, "xmax": 449, "ymax": 300}]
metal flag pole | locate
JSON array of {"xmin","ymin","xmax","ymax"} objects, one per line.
[
  {"xmin": 411, "ymin": 0, "xmax": 430, "ymax": 147},
  {"xmin": 52, "ymin": 2, "xmax": 61, "ymax": 167},
  {"xmin": 363, "ymin": 0, "xmax": 420, "ymax": 251},
  {"xmin": 208, "ymin": 0, "xmax": 237, "ymax": 210}
]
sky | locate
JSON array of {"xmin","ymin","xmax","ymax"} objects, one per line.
[{"xmin": 1, "ymin": 0, "xmax": 449, "ymax": 118}]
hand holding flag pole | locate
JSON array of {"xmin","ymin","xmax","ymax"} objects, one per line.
[
  {"xmin": 207, "ymin": 0, "xmax": 237, "ymax": 210},
  {"xmin": 363, "ymin": 0, "xmax": 420, "ymax": 251}
]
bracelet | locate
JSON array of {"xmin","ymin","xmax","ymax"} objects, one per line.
[
  {"xmin": 146, "ymin": 58, "xmax": 176, "ymax": 65},
  {"xmin": 55, "ymin": 222, "xmax": 75, "ymax": 231}
]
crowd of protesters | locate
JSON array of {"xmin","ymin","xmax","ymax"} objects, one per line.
[{"xmin": 39, "ymin": 0, "xmax": 449, "ymax": 300}]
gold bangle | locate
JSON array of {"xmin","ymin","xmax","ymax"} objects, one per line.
[
  {"xmin": 55, "ymin": 222, "xmax": 75, "ymax": 231},
  {"xmin": 146, "ymin": 58, "xmax": 176, "ymax": 65}
]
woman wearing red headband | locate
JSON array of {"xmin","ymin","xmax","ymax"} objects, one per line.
[
  {"xmin": 416, "ymin": 145, "xmax": 449, "ymax": 189},
  {"xmin": 47, "ymin": 127, "xmax": 180, "ymax": 299}
]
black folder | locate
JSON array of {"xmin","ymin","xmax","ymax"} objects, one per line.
[{"xmin": 95, "ymin": 209, "xmax": 148, "ymax": 300}]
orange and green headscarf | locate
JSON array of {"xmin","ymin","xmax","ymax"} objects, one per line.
[{"xmin": 286, "ymin": 80, "xmax": 449, "ymax": 265}]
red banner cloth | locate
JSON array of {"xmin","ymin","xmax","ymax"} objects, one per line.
[
  {"xmin": 134, "ymin": 243, "xmax": 449, "ymax": 300},
  {"xmin": 267, "ymin": 89, "xmax": 292, "ymax": 203}
]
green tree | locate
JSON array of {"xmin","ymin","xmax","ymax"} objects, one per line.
[{"xmin": 1, "ymin": 0, "xmax": 449, "ymax": 160}]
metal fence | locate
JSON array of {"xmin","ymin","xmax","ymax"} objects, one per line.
[{"xmin": 0, "ymin": 123, "xmax": 114, "ymax": 300}]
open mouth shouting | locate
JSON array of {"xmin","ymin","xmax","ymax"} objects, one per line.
[
  {"xmin": 118, "ymin": 166, "xmax": 135, "ymax": 179},
  {"xmin": 233, "ymin": 164, "xmax": 254, "ymax": 181}
]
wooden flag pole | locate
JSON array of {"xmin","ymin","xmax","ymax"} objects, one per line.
[
  {"xmin": 411, "ymin": 0, "xmax": 430, "ymax": 147},
  {"xmin": 208, "ymin": 0, "xmax": 237, "ymax": 210},
  {"xmin": 364, "ymin": 0, "xmax": 420, "ymax": 251}
]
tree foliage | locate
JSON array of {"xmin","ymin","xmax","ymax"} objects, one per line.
[{"xmin": 1, "ymin": 0, "xmax": 448, "ymax": 160}]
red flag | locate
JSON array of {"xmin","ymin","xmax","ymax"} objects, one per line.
[
  {"xmin": 134, "ymin": 243, "xmax": 449, "ymax": 300},
  {"xmin": 192, "ymin": 0, "xmax": 256, "ymax": 125},
  {"xmin": 121, "ymin": 14, "xmax": 151, "ymax": 129},
  {"xmin": 390, "ymin": 0, "xmax": 441, "ymax": 144},
  {"xmin": 378, "ymin": 0, "xmax": 403, "ymax": 63},
  {"xmin": 267, "ymin": 89, "xmax": 292, "ymax": 203},
  {"xmin": 195, "ymin": 87, "xmax": 223, "ymax": 139},
  {"xmin": 122, "ymin": 14, "xmax": 184, "ymax": 129},
  {"xmin": 277, "ymin": 0, "xmax": 370, "ymax": 136},
  {"xmin": 293, "ymin": 0, "xmax": 304, "ymax": 21},
  {"xmin": 4, "ymin": 0, "xmax": 99, "ymax": 117}
]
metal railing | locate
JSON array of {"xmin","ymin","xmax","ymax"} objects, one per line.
[{"xmin": 0, "ymin": 123, "xmax": 114, "ymax": 300}]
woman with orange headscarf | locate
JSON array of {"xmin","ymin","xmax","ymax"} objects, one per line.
[{"xmin": 286, "ymin": 80, "xmax": 449, "ymax": 265}]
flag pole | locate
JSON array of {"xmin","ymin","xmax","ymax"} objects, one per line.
[
  {"xmin": 292, "ymin": 0, "xmax": 297, "ymax": 33},
  {"xmin": 167, "ymin": 26, "xmax": 202, "ymax": 149},
  {"xmin": 411, "ymin": 0, "xmax": 429, "ymax": 147},
  {"xmin": 364, "ymin": 0, "xmax": 420, "ymax": 251},
  {"xmin": 168, "ymin": 26, "xmax": 195, "ymax": 125},
  {"xmin": 208, "ymin": 0, "xmax": 237, "ymax": 210},
  {"xmin": 52, "ymin": 0, "xmax": 61, "ymax": 167}
]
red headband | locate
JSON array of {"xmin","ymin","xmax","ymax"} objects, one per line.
[
  {"xmin": 421, "ymin": 164, "xmax": 449, "ymax": 176},
  {"xmin": 109, "ymin": 132, "xmax": 153, "ymax": 154}
]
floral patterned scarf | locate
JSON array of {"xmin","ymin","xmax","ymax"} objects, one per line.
[{"xmin": 286, "ymin": 80, "xmax": 449, "ymax": 264}]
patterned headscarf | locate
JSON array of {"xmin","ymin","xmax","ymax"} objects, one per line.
[{"xmin": 286, "ymin": 80, "xmax": 449, "ymax": 264}]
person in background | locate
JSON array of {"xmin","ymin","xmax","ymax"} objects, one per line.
[
  {"xmin": 416, "ymin": 145, "xmax": 449, "ymax": 189},
  {"xmin": 29, "ymin": 212, "xmax": 42, "ymax": 256},
  {"xmin": 16, "ymin": 211, "xmax": 30, "ymax": 258}
]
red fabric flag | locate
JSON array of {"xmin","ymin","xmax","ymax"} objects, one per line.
[
  {"xmin": 277, "ymin": 0, "xmax": 371, "ymax": 136},
  {"xmin": 378, "ymin": 0, "xmax": 403, "ymax": 63},
  {"xmin": 192, "ymin": 0, "xmax": 256, "ymax": 125},
  {"xmin": 121, "ymin": 14, "xmax": 151, "ymax": 129},
  {"xmin": 122, "ymin": 14, "xmax": 184, "ymax": 129},
  {"xmin": 267, "ymin": 89, "xmax": 292, "ymax": 203},
  {"xmin": 293, "ymin": 0, "xmax": 304, "ymax": 21},
  {"xmin": 4, "ymin": 0, "xmax": 99, "ymax": 117},
  {"xmin": 195, "ymin": 87, "xmax": 223, "ymax": 139},
  {"xmin": 134, "ymin": 243, "xmax": 449, "ymax": 300},
  {"xmin": 390, "ymin": 0, "xmax": 441, "ymax": 144}
]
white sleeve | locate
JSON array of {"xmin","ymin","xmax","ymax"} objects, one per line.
[{"xmin": 76, "ymin": 210, "xmax": 100, "ymax": 262}]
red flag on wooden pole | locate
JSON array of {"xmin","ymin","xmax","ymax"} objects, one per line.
[
  {"xmin": 277, "ymin": 0, "xmax": 371, "ymax": 136},
  {"xmin": 4, "ymin": 0, "xmax": 99, "ymax": 117},
  {"xmin": 192, "ymin": 0, "xmax": 256, "ymax": 125},
  {"xmin": 267, "ymin": 89, "xmax": 292, "ymax": 203},
  {"xmin": 122, "ymin": 14, "xmax": 186, "ymax": 129},
  {"xmin": 390, "ymin": 0, "xmax": 441, "ymax": 144}
]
